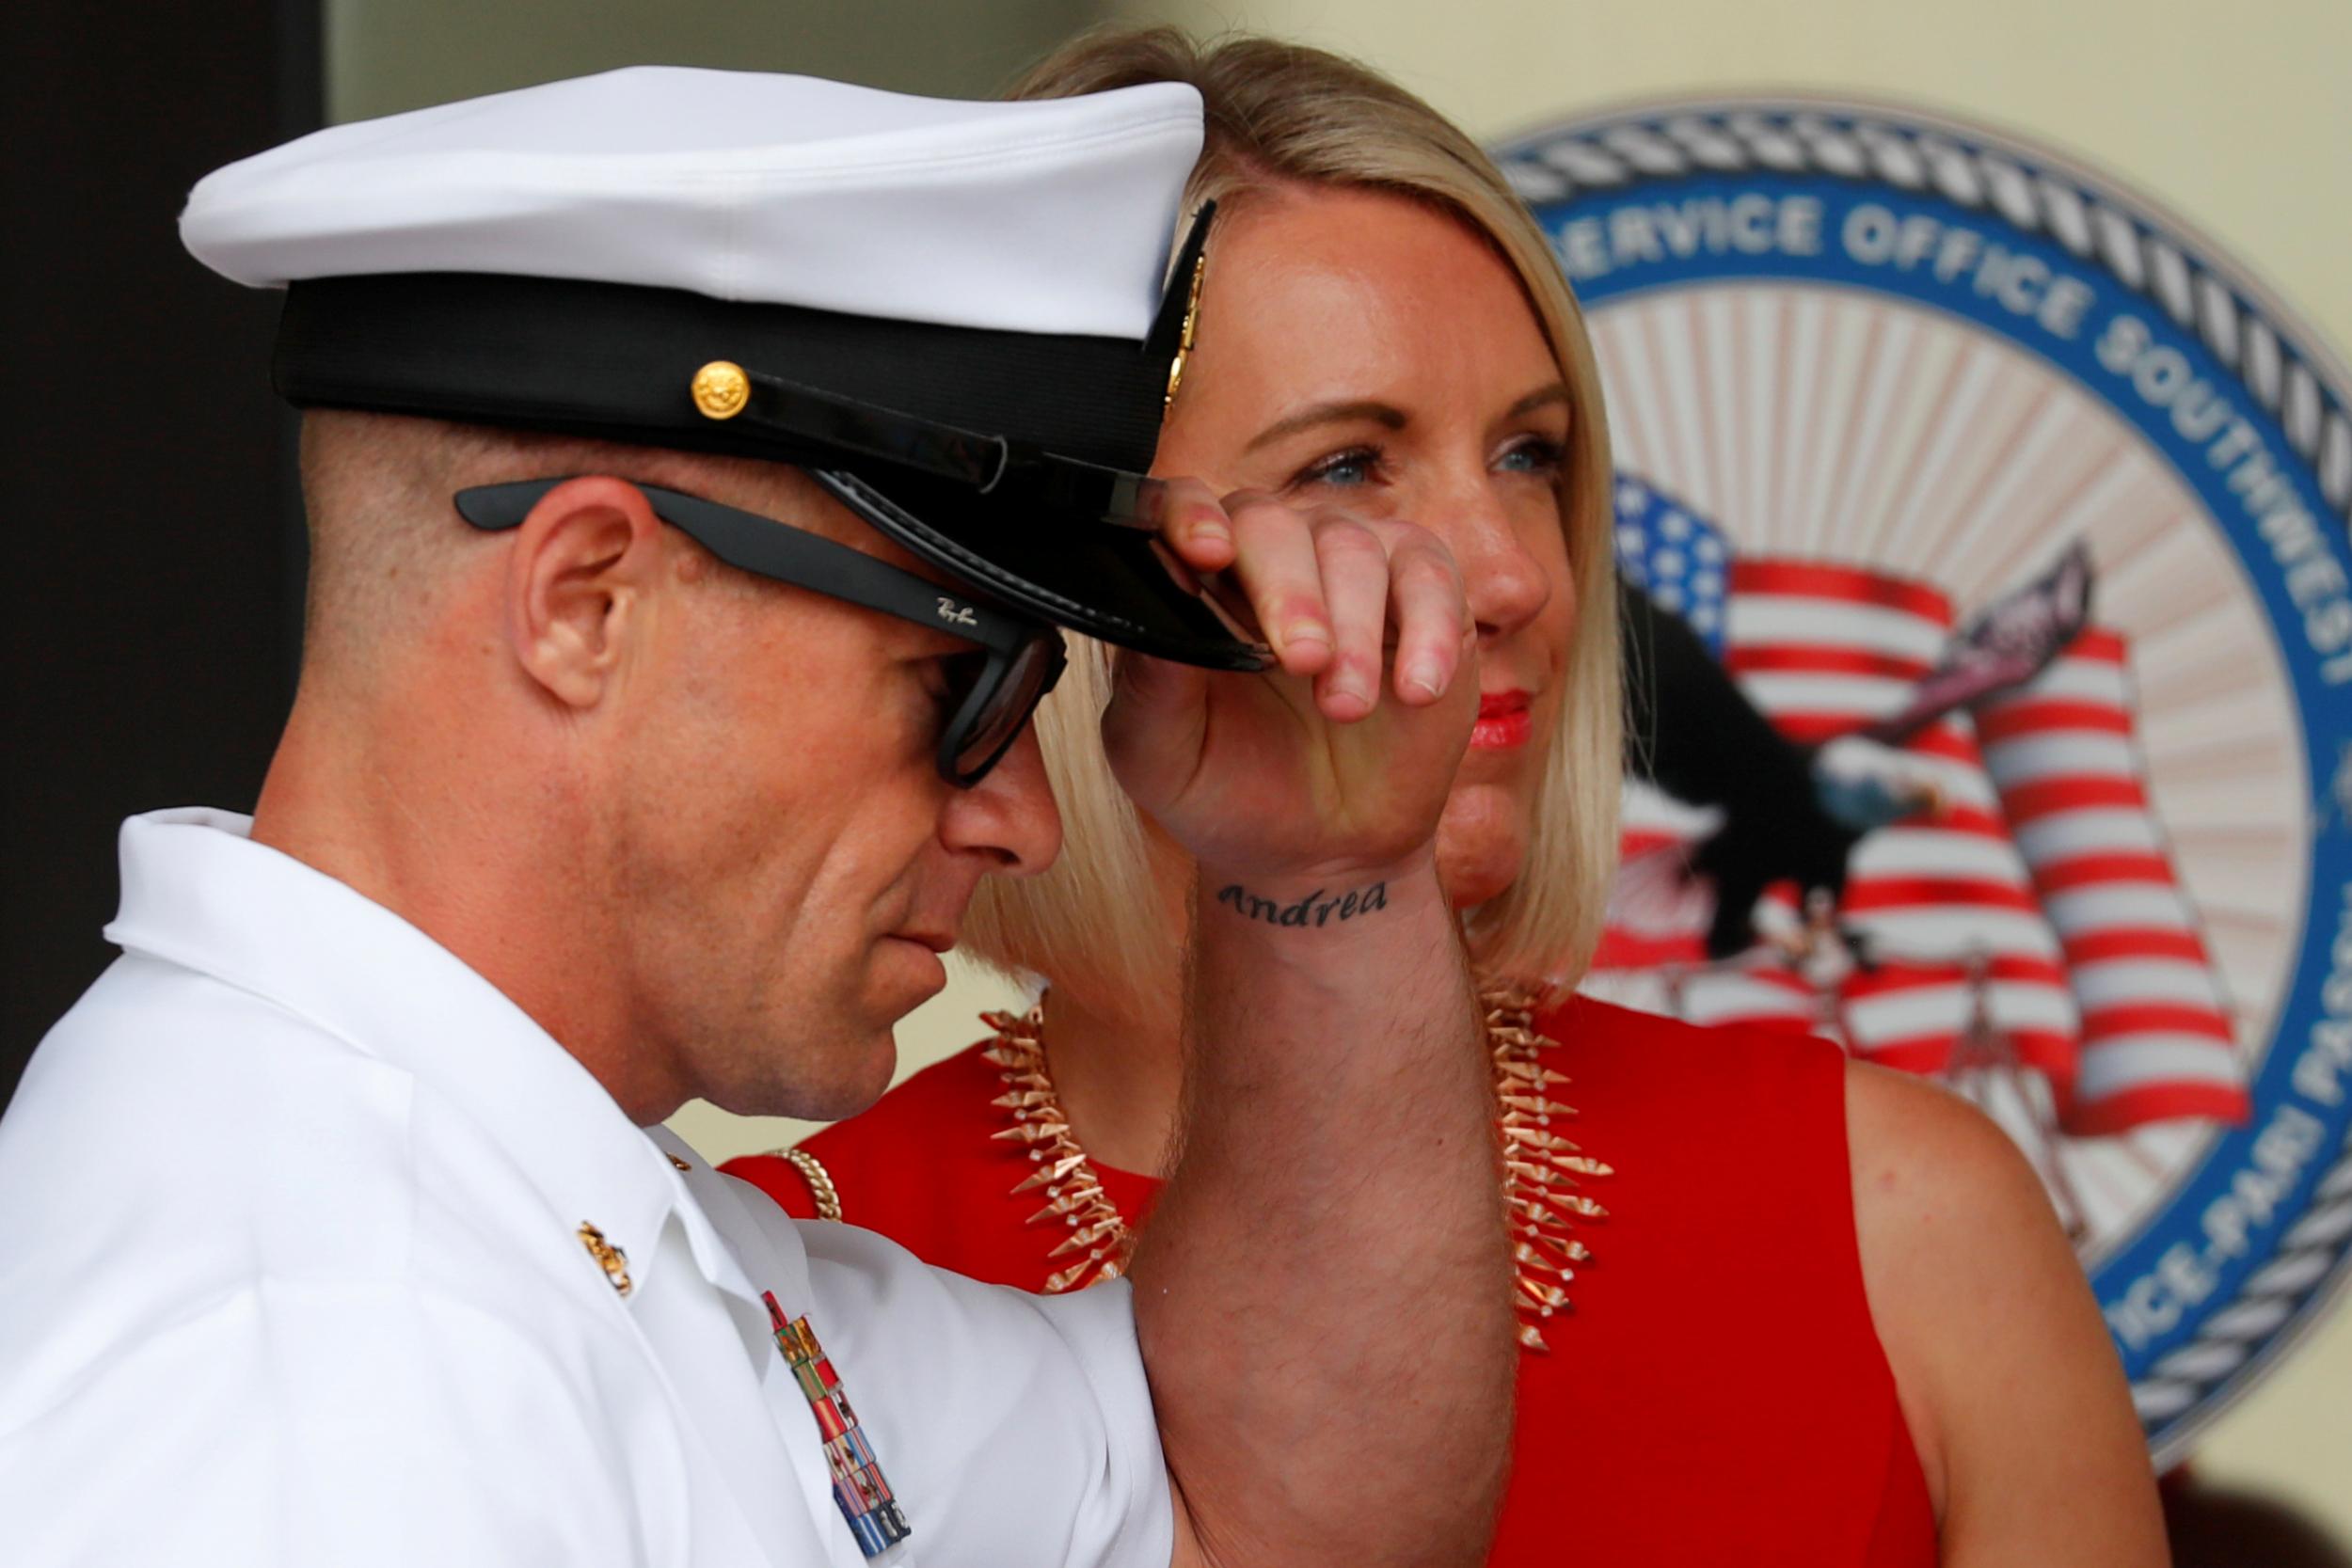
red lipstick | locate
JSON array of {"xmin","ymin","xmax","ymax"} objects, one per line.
[{"xmin": 1471, "ymin": 689, "xmax": 1534, "ymax": 750}]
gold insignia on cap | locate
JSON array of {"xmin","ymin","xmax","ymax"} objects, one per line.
[
  {"xmin": 1162, "ymin": 252, "xmax": 1206, "ymax": 418},
  {"xmin": 578, "ymin": 1221, "xmax": 633, "ymax": 1297},
  {"xmin": 691, "ymin": 359, "xmax": 752, "ymax": 420}
]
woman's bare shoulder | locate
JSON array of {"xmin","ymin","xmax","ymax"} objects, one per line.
[
  {"xmin": 1843, "ymin": 1059, "xmax": 2055, "ymax": 1239},
  {"xmin": 1843, "ymin": 1058, "xmax": 2167, "ymax": 1564}
]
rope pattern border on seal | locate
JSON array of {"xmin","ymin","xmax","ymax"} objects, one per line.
[
  {"xmin": 2127, "ymin": 1123, "xmax": 2352, "ymax": 1442},
  {"xmin": 1491, "ymin": 103, "xmax": 2352, "ymax": 1465},
  {"xmin": 1492, "ymin": 107, "xmax": 2352, "ymax": 531}
]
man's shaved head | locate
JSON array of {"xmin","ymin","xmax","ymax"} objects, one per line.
[
  {"xmin": 265, "ymin": 408, "xmax": 1061, "ymax": 1123},
  {"xmin": 294, "ymin": 411, "xmax": 785, "ymax": 680}
]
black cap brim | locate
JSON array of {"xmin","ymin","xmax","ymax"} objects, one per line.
[
  {"xmin": 810, "ymin": 467, "xmax": 1267, "ymax": 672},
  {"xmin": 270, "ymin": 213, "xmax": 1255, "ymax": 669}
]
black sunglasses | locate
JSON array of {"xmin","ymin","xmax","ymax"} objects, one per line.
[{"xmin": 453, "ymin": 478, "xmax": 1067, "ymax": 787}]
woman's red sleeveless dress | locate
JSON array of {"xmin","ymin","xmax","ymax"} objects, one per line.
[{"xmin": 725, "ymin": 995, "xmax": 1937, "ymax": 1565}]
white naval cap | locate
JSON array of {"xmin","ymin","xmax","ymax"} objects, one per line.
[
  {"xmin": 182, "ymin": 66, "xmax": 1200, "ymax": 342},
  {"xmin": 178, "ymin": 66, "xmax": 1262, "ymax": 671}
]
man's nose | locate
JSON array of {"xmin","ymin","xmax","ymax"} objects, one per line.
[{"xmin": 939, "ymin": 724, "xmax": 1063, "ymax": 875}]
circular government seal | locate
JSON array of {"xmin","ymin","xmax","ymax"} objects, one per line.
[{"xmin": 1494, "ymin": 96, "xmax": 2352, "ymax": 1464}]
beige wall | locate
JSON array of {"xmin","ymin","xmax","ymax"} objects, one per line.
[
  {"xmin": 678, "ymin": 0, "xmax": 2352, "ymax": 1533},
  {"xmin": 1118, "ymin": 0, "xmax": 2351, "ymax": 350},
  {"xmin": 326, "ymin": 0, "xmax": 1096, "ymax": 119}
]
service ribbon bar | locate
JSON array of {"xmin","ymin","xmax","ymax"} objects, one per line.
[{"xmin": 765, "ymin": 1291, "xmax": 910, "ymax": 1557}]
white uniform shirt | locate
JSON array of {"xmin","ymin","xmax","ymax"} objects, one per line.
[{"xmin": 0, "ymin": 810, "xmax": 1171, "ymax": 1568}]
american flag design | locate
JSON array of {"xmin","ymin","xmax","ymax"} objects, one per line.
[
  {"xmin": 1614, "ymin": 474, "xmax": 1731, "ymax": 658},
  {"xmin": 1589, "ymin": 484, "xmax": 2248, "ymax": 1134},
  {"xmin": 1728, "ymin": 559, "xmax": 2080, "ymax": 1099},
  {"xmin": 1588, "ymin": 781, "xmax": 1826, "ymax": 1037},
  {"xmin": 765, "ymin": 1291, "xmax": 910, "ymax": 1558},
  {"xmin": 1594, "ymin": 484, "xmax": 1821, "ymax": 1033},
  {"xmin": 1974, "ymin": 629, "xmax": 2249, "ymax": 1132}
]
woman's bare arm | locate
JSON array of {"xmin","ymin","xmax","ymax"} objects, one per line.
[
  {"xmin": 1143, "ymin": 857, "xmax": 1509, "ymax": 1568},
  {"xmin": 1116, "ymin": 486, "xmax": 1517, "ymax": 1568},
  {"xmin": 1850, "ymin": 1062, "xmax": 2169, "ymax": 1566}
]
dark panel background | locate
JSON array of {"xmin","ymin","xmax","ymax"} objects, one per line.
[{"xmin": 1, "ymin": 3, "xmax": 320, "ymax": 1102}]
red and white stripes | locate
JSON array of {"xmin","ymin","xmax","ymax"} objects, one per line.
[
  {"xmin": 1586, "ymin": 561, "xmax": 2247, "ymax": 1134},
  {"xmin": 1974, "ymin": 628, "xmax": 2248, "ymax": 1132},
  {"xmin": 1726, "ymin": 560, "xmax": 2081, "ymax": 1099},
  {"xmin": 1585, "ymin": 786, "xmax": 1825, "ymax": 1035}
]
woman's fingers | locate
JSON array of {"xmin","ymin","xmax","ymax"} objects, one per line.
[
  {"xmin": 1153, "ymin": 477, "xmax": 1237, "ymax": 572},
  {"xmin": 1308, "ymin": 515, "xmax": 1391, "ymax": 721},
  {"xmin": 1223, "ymin": 490, "xmax": 1334, "ymax": 674},
  {"xmin": 1168, "ymin": 483, "xmax": 1469, "ymax": 712},
  {"xmin": 1378, "ymin": 522, "xmax": 1469, "ymax": 705}
]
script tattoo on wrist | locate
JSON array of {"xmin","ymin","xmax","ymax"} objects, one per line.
[{"xmin": 1213, "ymin": 879, "xmax": 1391, "ymax": 929}]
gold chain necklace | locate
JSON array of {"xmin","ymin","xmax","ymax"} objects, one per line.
[{"xmin": 982, "ymin": 985, "xmax": 1611, "ymax": 1352}]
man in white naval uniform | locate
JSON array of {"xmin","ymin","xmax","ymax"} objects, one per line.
[{"xmin": 0, "ymin": 66, "xmax": 1516, "ymax": 1568}]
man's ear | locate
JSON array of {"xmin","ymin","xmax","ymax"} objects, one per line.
[{"xmin": 502, "ymin": 476, "xmax": 669, "ymax": 709}]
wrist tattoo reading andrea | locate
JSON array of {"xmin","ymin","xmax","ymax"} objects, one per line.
[{"xmin": 1213, "ymin": 879, "xmax": 1390, "ymax": 929}]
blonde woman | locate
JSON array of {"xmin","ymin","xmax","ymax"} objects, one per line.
[{"xmin": 729, "ymin": 30, "xmax": 2164, "ymax": 1566}]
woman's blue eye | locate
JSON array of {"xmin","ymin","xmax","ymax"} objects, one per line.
[
  {"xmin": 1295, "ymin": 447, "xmax": 1381, "ymax": 488},
  {"xmin": 1499, "ymin": 436, "xmax": 1567, "ymax": 475}
]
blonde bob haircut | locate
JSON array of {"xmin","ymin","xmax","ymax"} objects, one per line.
[{"xmin": 960, "ymin": 27, "xmax": 1622, "ymax": 1006}]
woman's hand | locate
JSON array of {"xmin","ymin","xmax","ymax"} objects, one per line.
[{"xmin": 1103, "ymin": 480, "xmax": 1478, "ymax": 884}]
